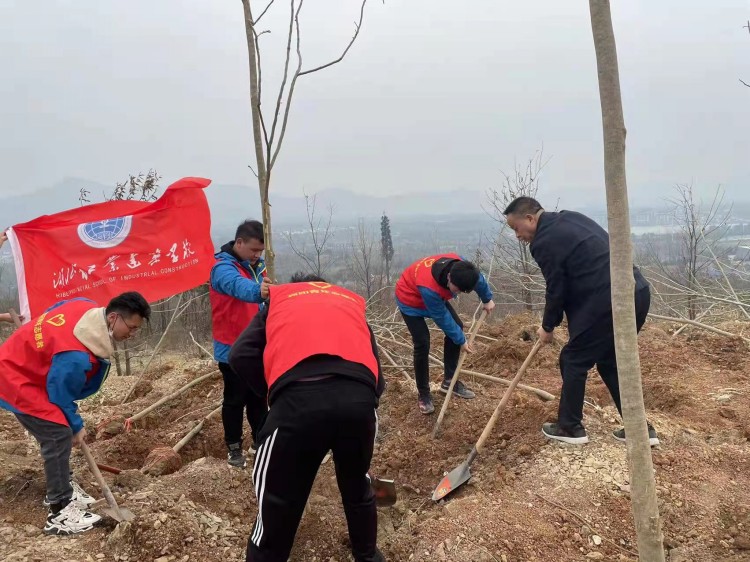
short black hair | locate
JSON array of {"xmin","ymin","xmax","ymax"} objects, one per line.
[
  {"xmin": 289, "ymin": 272, "xmax": 327, "ymax": 283},
  {"xmin": 449, "ymin": 261, "xmax": 479, "ymax": 293},
  {"xmin": 503, "ymin": 197, "xmax": 543, "ymax": 217},
  {"xmin": 235, "ymin": 220, "xmax": 264, "ymax": 243},
  {"xmin": 106, "ymin": 292, "xmax": 151, "ymax": 321}
]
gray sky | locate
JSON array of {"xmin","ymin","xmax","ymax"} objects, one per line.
[{"xmin": 1, "ymin": 0, "xmax": 748, "ymax": 208}]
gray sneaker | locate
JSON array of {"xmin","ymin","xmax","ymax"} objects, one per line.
[
  {"xmin": 227, "ymin": 442, "xmax": 247, "ymax": 468},
  {"xmin": 612, "ymin": 424, "xmax": 660, "ymax": 447},
  {"xmin": 439, "ymin": 380, "xmax": 475, "ymax": 399}
]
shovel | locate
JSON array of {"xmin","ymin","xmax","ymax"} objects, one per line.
[
  {"xmin": 369, "ymin": 474, "xmax": 397, "ymax": 507},
  {"xmin": 432, "ymin": 340, "xmax": 542, "ymax": 501},
  {"xmin": 432, "ymin": 310, "xmax": 488, "ymax": 439},
  {"xmin": 80, "ymin": 442, "xmax": 135, "ymax": 522}
]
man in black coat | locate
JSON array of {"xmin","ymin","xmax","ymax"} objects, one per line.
[{"xmin": 503, "ymin": 197, "xmax": 658, "ymax": 446}]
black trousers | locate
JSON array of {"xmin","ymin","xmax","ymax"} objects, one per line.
[
  {"xmin": 246, "ymin": 377, "xmax": 383, "ymax": 562},
  {"xmin": 219, "ymin": 362, "xmax": 267, "ymax": 447},
  {"xmin": 401, "ymin": 302, "xmax": 463, "ymax": 397},
  {"xmin": 557, "ymin": 286, "xmax": 651, "ymax": 431}
]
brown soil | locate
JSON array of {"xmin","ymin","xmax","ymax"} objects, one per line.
[{"xmin": 1, "ymin": 317, "xmax": 749, "ymax": 561}]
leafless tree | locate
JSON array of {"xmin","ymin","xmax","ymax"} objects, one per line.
[
  {"xmin": 665, "ymin": 184, "xmax": 731, "ymax": 319},
  {"xmin": 283, "ymin": 191, "xmax": 334, "ymax": 278},
  {"xmin": 589, "ymin": 2, "xmax": 665, "ymax": 559},
  {"xmin": 350, "ymin": 219, "xmax": 378, "ymax": 300},
  {"xmin": 240, "ymin": 0, "xmax": 374, "ymax": 280},
  {"xmin": 485, "ymin": 148, "xmax": 549, "ymax": 310}
]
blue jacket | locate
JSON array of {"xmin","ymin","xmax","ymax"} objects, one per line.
[
  {"xmin": 397, "ymin": 258, "xmax": 492, "ymax": 346},
  {"xmin": 210, "ymin": 243, "xmax": 266, "ymax": 363}
]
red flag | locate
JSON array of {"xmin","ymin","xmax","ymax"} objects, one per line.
[{"xmin": 7, "ymin": 177, "xmax": 214, "ymax": 320}]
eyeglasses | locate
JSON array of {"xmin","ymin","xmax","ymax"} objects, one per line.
[{"xmin": 118, "ymin": 314, "xmax": 141, "ymax": 335}]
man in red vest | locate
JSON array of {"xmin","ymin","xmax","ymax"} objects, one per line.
[
  {"xmin": 0, "ymin": 292, "xmax": 150, "ymax": 535},
  {"xmin": 229, "ymin": 273, "xmax": 385, "ymax": 562},
  {"xmin": 395, "ymin": 254, "xmax": 495, "ymax": 414},
  {"xmin": 210, "ymin": 219, "xmax": 271, "ymax": 469}
]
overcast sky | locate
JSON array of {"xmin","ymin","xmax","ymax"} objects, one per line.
[{"xmin": 1, "ymin": 0, "xmax": 748, "ymax": 208}]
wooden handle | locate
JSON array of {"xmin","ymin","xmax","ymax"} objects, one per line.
[
  {"xmin": 432, "ymin": 310, "xmax": 488, "ymax": 438},
  {"xmin": 9, "ymin": 309, "xmax": 22, "ymax": 328},
  {"xmin": 96, "ymin": 463, "xmax": 122, "ymax": 475},
  {"xmin": 475, "ymin": 340, "xmax": 542, "ymax": 454},
  {"xmin": 80, "ymin": 441, "xmax": 123, "ymax": 514}
]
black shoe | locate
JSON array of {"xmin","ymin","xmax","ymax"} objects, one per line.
[
  {"xmin": 613, "ymin": 423, "xmax": 660, "ymax": 447},
  {"xmin": 418, "ymin": 394, "xmax": 434, "ymax": 415},
  {"xmin": 542, "ymin": 422, "xmax": 589, "ymax": 444},
  {"xmin": 439, "ymin": 380, "xmax": 475, "ymax": 399},
  {"xmin": 227, "ymin": 442, "xmax": 247, "ymax": 468}
]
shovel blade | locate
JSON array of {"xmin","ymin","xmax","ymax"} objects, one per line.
[
  {"xmin": 371, "ymin": 477, "xmax": 397, "ymax": 507},
  {"xmin": 101, "ymin": 506, "xmax": 135, "ymax": 522},
  {"xmin": 432, "ymin": 461, "xmax": 471, "ymax": 501}
]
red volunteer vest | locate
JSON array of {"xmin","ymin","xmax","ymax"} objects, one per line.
[
  {"xmin": 210, "ymin": 261, "xmax": 266, "ymax": 345},
  {"xmin": 263, "ymin": 282, "xmax": 379, "ymax": 390},
  {"xmin": 0, "ymin": 300, "xmax": 101, "ymax": 426},
  {"xmin": 394, "ymin": 253, "xmax": 461, "ymax": 309}
]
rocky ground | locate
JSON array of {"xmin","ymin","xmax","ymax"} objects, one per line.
[{"xmin": 1, "ymin": 314, "xmax": 749, "ymax": 561}]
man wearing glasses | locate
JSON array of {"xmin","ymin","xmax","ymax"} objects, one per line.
[
  {"xmin": 395, "ymin": 254, "xmax": 495, "ymax": 414},
  {"xmin": 0, "ymin": 292, "xmax": 151, "ymax": 535}
]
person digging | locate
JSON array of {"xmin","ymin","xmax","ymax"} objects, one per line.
[
  {"xmin": 229, "ymin": 273, "xmax": 386, "ymax": 562},
  {"xmin": 503, "ymin": 196, "xmax": 658, "ymax": 446},
  {"xmin": 0, "ymin": 292, "xmax": 151, "ymax": 534},
  {"xmin": 395, "ymin": 254, "xmax": 495, "ymax": 414}
]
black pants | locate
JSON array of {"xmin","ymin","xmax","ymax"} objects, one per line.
[
  {"xmin": 219, "ymin": 362, "xmax": 267, "ymax": 447},
  {"xmin": 558, "ymin": 286, "xmax": 651, "ymax": 431},
  {"xmin": 401, "ymin": 303, "xmax": 462, "ymax": 397},
  {"xmin": 246, "ymin": 377, "xmax": 383, "ymax": 562}
]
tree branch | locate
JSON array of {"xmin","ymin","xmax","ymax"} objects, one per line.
[
  {"xmin": 268, "ymin": 0, "xmax": 304, "ymax": 171},
  {"xmin": 267, "ymin": 0, "xmax": 298, "ymax": 157},
  {"xmin": 298, "ymin": 0, "xmax": 368, "ymax": 76},
  {"xmin": 253, "ymin": 0, "xmax": 277, "ymax": 25}
]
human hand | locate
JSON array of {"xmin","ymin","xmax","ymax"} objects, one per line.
[
  {"xmin": 537, "ymin": 326, "xmax": 554, "ymax": 345},
  {"xmin": 460, "ymin": 342, "xmax": 475, "ymax": 354},
  {"xmin": 72, "ymin": 428, "xmax": 87, "ymax": 447},
  {"xmin": 483, "ymin": 300, "xmax": 496, "ymax": 314},
  {"xmin": 260, "ymin": 279, "xmax": 272, "ymax": 299},
  {"xmin": 0, "ymin": 230, "xmax": 7, "ymax": 249}
]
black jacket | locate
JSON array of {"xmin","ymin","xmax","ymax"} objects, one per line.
[
  {"xmin": 530, "ymin": 210, "xmax": 649, "ymax": 339},
  {"xmin": 228, "ymin": 301, "xmax": 385, "ymax": 406}
]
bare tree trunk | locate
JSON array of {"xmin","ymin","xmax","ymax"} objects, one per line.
[
  {"xmin": 242, "ymin": 0, "xmax": 275, "ymax": 280},
  {"xmin": 123, "ymin": 339, "xmax": 132, "ymax": 377},
  {"xmin": 112, "ymin": 342, "xmax": 123, "ymax": 376},
  {"xmin": 588, "ymin": 2, "xmax": 665, "ymax": 561}
]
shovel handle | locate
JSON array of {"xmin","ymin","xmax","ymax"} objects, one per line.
[
  {"xmin": 475, "ymin": 340, "xmax": 542, "ymax": 454},
  {"xmin": 80, "ymin": 441, "xmax": 124, "ymax": 516},
  {"xmin": 432, "ymin": 310, "xmax": 488, "ymax": 438},
  {"xmin": 9, "ymin": 309, "xmax": 22, "ymax": 328}
]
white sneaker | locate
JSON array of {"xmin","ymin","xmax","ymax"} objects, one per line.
[
  {"xmin": 43, "ymin": 480, "xmax": 97, "ymax": 508},
  {"xmin": 44, "ymin": 501, "xmax": 102, "ymax": 535}
]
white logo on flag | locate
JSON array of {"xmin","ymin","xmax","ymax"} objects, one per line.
[{"xmin": 77, "ymin": 217, "xmax": 133, "ymax": 249}]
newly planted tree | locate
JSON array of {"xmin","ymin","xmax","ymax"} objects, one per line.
[{"xmin": 240, "ymin": 0, "xmax": 373, "ymax": 280}]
